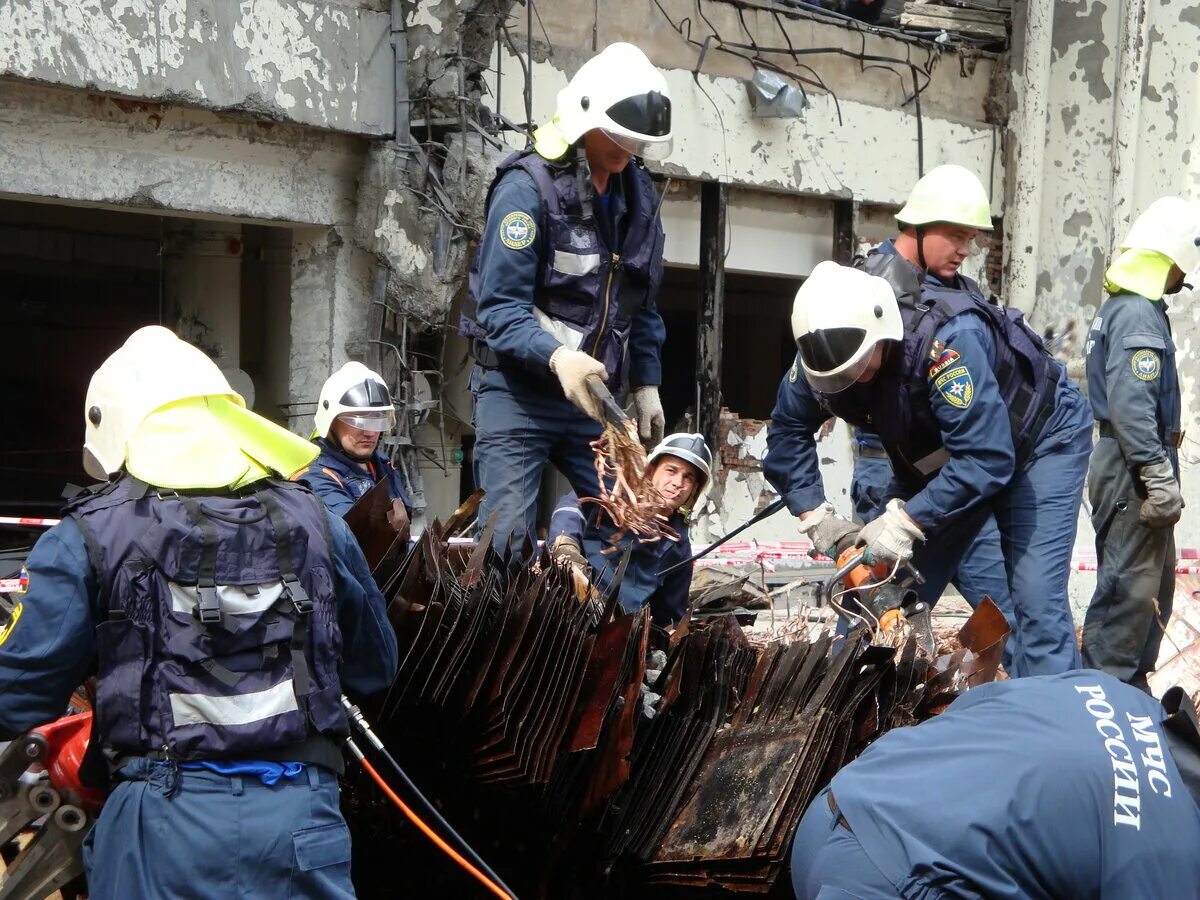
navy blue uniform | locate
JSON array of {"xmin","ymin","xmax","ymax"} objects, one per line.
[
  {"xmin": 0, "ymin": 508, "xmax": 397, "ymax": 899},
  {"xmin": 792, "ymin": 671, "xmax": 1200, "ymax": 898},
  {"xmin": 1083, "ymin": 292, "xmax": 1182, "ymax": 687},
  {"xmin": 548, "ymin": 492, "xmax": 692, "ymax": 625},
  {"xmin": 852, "ymin": 428, "xmax": 1015, "ymax": 669},
  {"xmin": 766, "ymin": 250, "xmax": 1092, "ymax": 676},
  {"xmin": 464, "ymin": 150, "xmax": 666, "ymax": 554},
  {"xmin": 295, "ymin": 436, "xmax": 411, "ymax": 518}
]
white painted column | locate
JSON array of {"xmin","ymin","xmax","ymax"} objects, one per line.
[
  {"xmin": 1108, "ymin": 0, "xmax": 1151, "ymax": 255},
  {"xmin": 1003, "ymin": 0, "xmax": 1055, "ymax": 315}
]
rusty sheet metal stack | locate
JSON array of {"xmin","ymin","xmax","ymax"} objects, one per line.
[{"xmin": 364, "ymin": 518, "xmax": 1008, "ymax": 895}]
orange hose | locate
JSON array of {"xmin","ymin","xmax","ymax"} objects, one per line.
[{"xmin": 357, "ymin": 755, "xmax": 512, "ymax": 900}]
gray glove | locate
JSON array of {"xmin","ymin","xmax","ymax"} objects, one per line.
[
  {"xmin": 632, "ymin": 386, "xmax": 666, "ymax": 444},
  {"xmin": 797, "ymin": 502, "xmax": 859, "ymax": 557},
  {"xmin": 1139, "ymin": 460, "xmax": 1183, "ymax": 529},
  {"xmin": 549, "ymin": 347, "xmax": 608, "ymax": 421}
]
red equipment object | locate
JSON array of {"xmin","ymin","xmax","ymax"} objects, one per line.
[{"xmin": 31, "ymin": 713, "xmax": 103, "ymax": 813}]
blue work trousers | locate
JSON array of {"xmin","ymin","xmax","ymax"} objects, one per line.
[
  {"xmin": 471, "ymin": 366, "xmax": 603, "ymax": 554},
  {"xmin": 912, "ymin": 386, "xmax": 1091, "ymax": 677},
  {"xmin": 82, "ymin": 759, "xmax": 354, "ymax": 900},
  {"xmin": 853, "ymin": 455, "xmax": 1016, "ymax": 670},
  {"xmin": 791, "ymin": 787, "xmax": 900, "ymax": 900}
]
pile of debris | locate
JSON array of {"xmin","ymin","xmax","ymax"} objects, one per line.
[
  {"xmin": 900, "ymin": 0, "xmax": 1010, "ymax": 47},
  {"xmin": 352, "ymin": 510, "xmax": 1008, "ymax": 897}
]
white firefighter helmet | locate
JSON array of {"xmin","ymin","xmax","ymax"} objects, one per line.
[
  {"xmin": 647, "ymin": 432, "xmax": 713, "ymax": 514},
  {"xmin": 791, "ymin": 261, "xmax": 904, "ymax": 394},
  {"xmin": 313, "ymin": 362, "xmax": 396, "ymax": 440},
  {"xmin": 1120, "ymin": 196, "xmax": 1200, "ymax": 276},
  {"xmin": 532, "ymin": 42, "xmax": 672, "ymax": 161},
  {"xmin": 83, "ymin": 326, "xmax": 242, "ymax": 481},
  {"xmin": 895, "ymin": 164, "xmax": 993, "ymax": 231}
]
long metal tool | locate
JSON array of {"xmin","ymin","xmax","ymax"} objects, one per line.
[{"xmin": 656, "ymin": 497, "xmax": 787, "ymax": 577}]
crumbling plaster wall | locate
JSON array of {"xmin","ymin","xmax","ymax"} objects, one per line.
[
  {"xmin": 0, "ymin": 0, "xmax": 394, "ymax": 135},
  {"xmin": 1010, "ymin": 0, "xmax": 1200, "ymax": 551}
]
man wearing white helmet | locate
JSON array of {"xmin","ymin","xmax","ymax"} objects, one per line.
[
  {"xmin": 547, "ymin": 433, "xmax": 711, "ymax": 625},
  {"xmin": 296, "ymin": 361, "xmax": 412, "ymax": 538},
  {"xmin": 847, "ymin": 165, "xmax": 1016, "ymax": 671},
  {"xmin": 1082, "ymin": 196, "xmax": 1200, "ymax": 690},
  {"xmin": 765, "ymin": 255, "xmax": 1093, "ymax": 677},
  {"xmin": 0, "ymin": 326, "xmax": 397, "ymax": 897},
  {"xmin": 459, "ymin": 42, "xmax": 671, "ymax": 553}
]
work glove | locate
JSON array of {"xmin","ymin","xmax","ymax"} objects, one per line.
[
  {"xmin": 549, "ymin": 347, "xmax": 608, "ymax": 422},
  {"xmin": 632, "ymin": 386, "xmax": 666, "ymax": 444},
  {"xmin": 855, "ymin": 498, "xmax": 924, "ymax": 565},
  {"xmin": 797, "ymin": 502, "xmax": 858, "ymax": 558},
  {"xmin": 551, "ymin": 535, "xmax": 593, "ymax": 600},
  {"xmin": 387, "ymin": 498, "xmax": 411, "ymax": 543},
  {"xmin": 1139, "ymin": 460, "xmax": 1183, "ymax": 529}
]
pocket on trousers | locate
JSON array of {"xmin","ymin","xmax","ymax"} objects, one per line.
[{"xmin": 293, "ymin": 822, "xmax": 351, "ymax": 872}]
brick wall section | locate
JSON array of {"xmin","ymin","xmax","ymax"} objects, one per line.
[{"xmin": 718, "ymin": 409, "xmax": 779, "ymax": 514}]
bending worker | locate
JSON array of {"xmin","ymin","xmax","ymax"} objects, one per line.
[
  {"xmin": 792, "ymin": 671, "xmax": 1200, "ymax": 897},
  {"xmin": 766, "ymin": 252, "xmax": 1092, "ymax": 675},
  {"xmin": 843, "ymin": 170, "xmax": 1014, "ymax": 665},
  {"xmin": 548, "ymin": 433, "xmax": 711, "ymax": 626},
  {"xmin": 0, "ymin": 326, "xmax": 398, "ymax": 897},
  {"xmin": 297, "ymin": 361, "xmax": 412, "ymax": 539},
  {"xmin": 460, "ymin": 41, "xmax": 670, "ymax": 553},
  {"xmin": 1082, "ymin": 196, "xmax": 1200, "ymax": 690}
]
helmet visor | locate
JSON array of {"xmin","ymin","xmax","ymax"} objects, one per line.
[
  {"xmin": 606, "ymin": 91, "xmax": 672, "ymax": 137},
  {"xmin": 797, "ymin": 326, "xmax": 872, "ymax": 394},
  {"xmin": 338, "ymin": 379, "xmax": 393, "ymax": 410},
  {"xmin": 335, "ymin": 411, "xmax": 396, "ymax": 433},
  {"xmin": 604, "ymin": 130, "xmax": 673, "ymax": 161}
]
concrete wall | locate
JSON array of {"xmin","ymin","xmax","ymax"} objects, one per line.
[
  {"xmin": 1007, "ymin": 0, "xmax": 1200, "ymax": 549},
  {"xmin": 0, "ymin": 0, "xmax": 393, "ymax": 136}
]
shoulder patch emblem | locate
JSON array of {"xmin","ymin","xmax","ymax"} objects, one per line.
[
  {"xmin": 928, "ymin": 346, "xmax": 961, "ymax": 378},
  {"xmin": 1131, "ymin": 349, "xmax": 1161, "ymax": 382},
  {"xmin": 788, "ymin": 357, "xmax": 799, "ymax": 383},
  {"xmin": 934, "ymin": 365, "xmax": 974, "ymax": 409},
  {"xmin": 499, "ymin": 211, "xmax": 536, "ymax": 250},
  {"xmin": 0, "ymin": 601, "xmax": 22, "ymax": 648}
]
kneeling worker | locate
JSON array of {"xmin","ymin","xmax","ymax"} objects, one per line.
[
  {"xmin": 297, "ymin": 361, "xmax": 413, "ymax": 538},
  {"xmin": 548, "ymin": 433, "xmax": 711, "ymax": 626},
  {"xmin": 0, "ymin": 326, "xmax": 398, "ymax": 897},
  {"xmin": 792, "ymin": 671, "xmax": 1200, "ymax": 897}
]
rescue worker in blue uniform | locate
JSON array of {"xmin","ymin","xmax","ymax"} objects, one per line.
[
  {"xmin": 547, "ymin": 433, "xmax": 710, "ymax": 626},
  {"xmin": 844, "ymin": 188, "xmax": 1022, "ymax": 672},
  {"xmin": 1082, "ymin": 196, "xmax": 1200, "ymax": 690},
  {"xmin": 460, "ymin": 42, "xmax": 670, "ymax": 554},
  {"xmin": 791, "ymin": 670, "xmax": 1200, "ymax": 897},
  {"xmin": 0, "ymin": 327, "xmax": 398, "ymax": 899},
  {"xmin": 297, "ymin": 361, "xmax": 412, "ymax": 537},
  {"xmin": 766, "ymin": 169, "xmax": 1092, "ymax": 677}
]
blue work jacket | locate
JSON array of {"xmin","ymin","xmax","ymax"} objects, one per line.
[
  {"xmin": 830, "ymin": 671, "xmax": 1200, "ymax": 897},
  {"xmin": 0, "ymin": 504, "xmax": 397, "ymax": 740},
  {"xmin": 548, "ymin": 492, "xmax": 692, "ymax": 625},
  {"xmin": 295, "ymin": 438, "xmax": 411, "ymax": 519},
  {"xmin": 1086, "ymin": 291, "xmax": 1182, "ymax": 473}
]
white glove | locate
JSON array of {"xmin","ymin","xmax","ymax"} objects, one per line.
[
  {"xmin": 633, "ymin": 385, "xmax": 665, "ymax": 444},
  {"xmin": 549, "ymin": 348, "xmax": 608, "ymax": 421},
  {"xmin": 797, "ymin": 502, "xmax": 858, "ymax": 557},
  {"xmin": 855, "ymin": 498, "xmax": 924, "ymax": 565}
]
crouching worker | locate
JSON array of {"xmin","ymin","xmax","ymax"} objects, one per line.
[
  {"xmin": 297, "ymin": 361, "xmax": 413, "ymax": 539},
  {"xmin": 791, "ymin": 671, "xmax": 1200, "ymax": 897},
  {"xmin": 0, "ymin": 326, "xmax": 398, "ymax": 899},
  {"xmin": 548, "ymin": 433, "xmax": 711, "ymax": 626}
]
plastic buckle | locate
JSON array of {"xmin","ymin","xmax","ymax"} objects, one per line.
[
  {"xmin": 196, "ymin": 586, "xmax": 222, "ymax": 625},
  {"xmin": 282, "ymin": 577, "xmax": 312, "ymax": 615}
]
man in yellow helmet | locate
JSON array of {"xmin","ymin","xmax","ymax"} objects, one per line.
[
  {"xmin": 1083, "ymin": 196, "xmax": 1200, "ymax": 690},
  {"xmin": 0, "ymin": 326, "xmax": 397, "ymax": 897}
]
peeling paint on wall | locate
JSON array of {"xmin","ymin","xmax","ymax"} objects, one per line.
[{"xmin": 0, "ymin": 0, "xmax": 393, "ymax": 135}]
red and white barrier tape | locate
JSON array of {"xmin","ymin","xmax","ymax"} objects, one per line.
[{"xmin": 0, "ymin": 516, "xmax": 60, "ymax": 528}]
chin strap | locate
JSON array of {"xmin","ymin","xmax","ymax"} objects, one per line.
[{"xmin": 915, "ymin": 225, "xmax": 928, "ymax": 272}]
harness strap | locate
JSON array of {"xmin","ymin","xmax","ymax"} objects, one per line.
[
  {"xmin": 180, "ymin": 497, "xmax": 223, "ymax": 626},
  {"xmin": 257, "ymin": 491, "xmax": 314, "ymax": 712}
]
